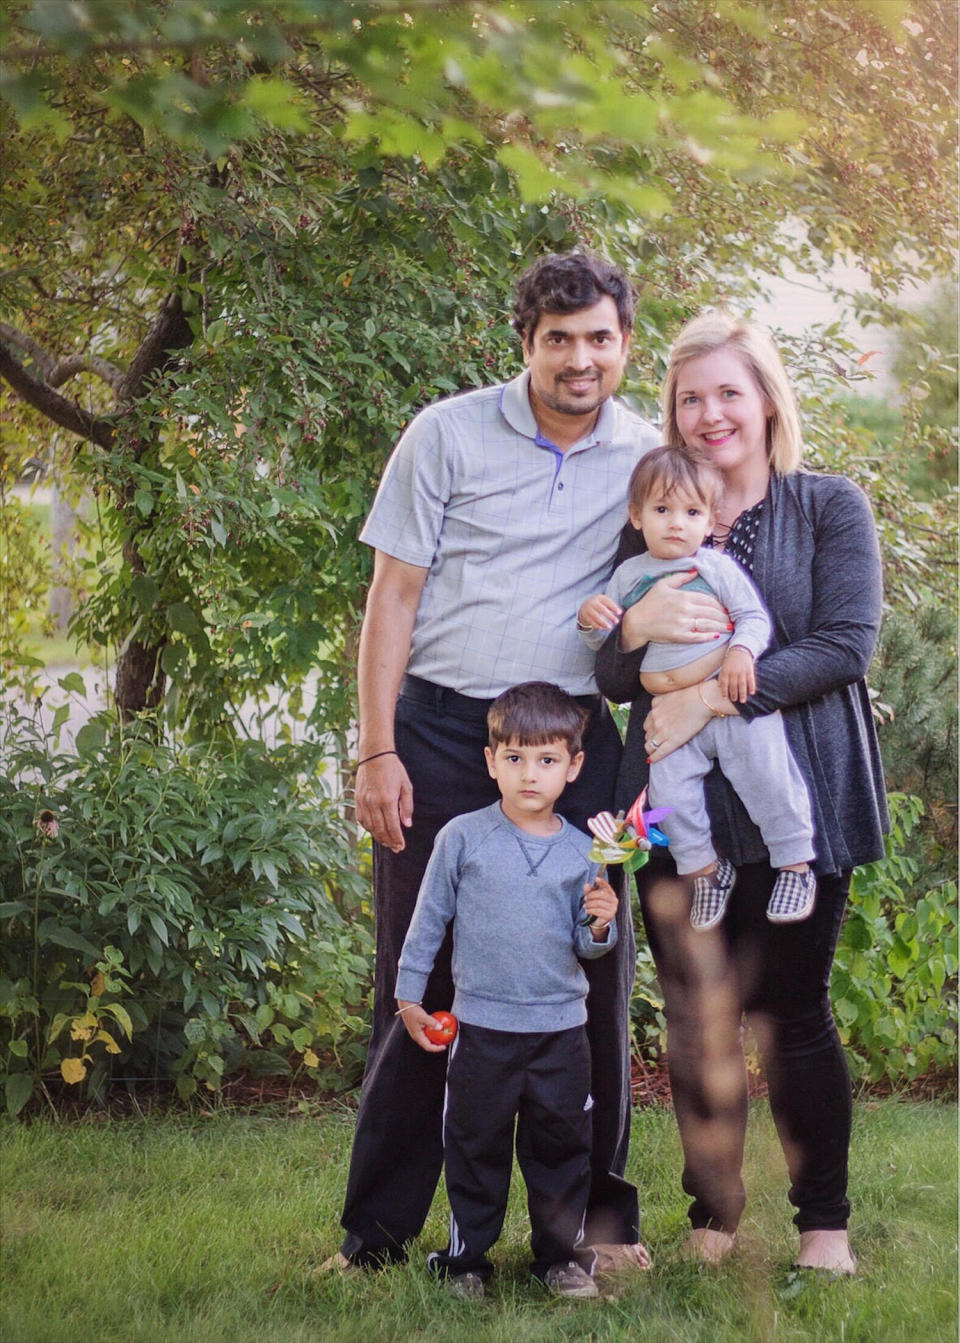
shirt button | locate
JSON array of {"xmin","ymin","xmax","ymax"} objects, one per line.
[{"xmin": 557, "ymin": 482, "xmax": 564, "ymax": 490}]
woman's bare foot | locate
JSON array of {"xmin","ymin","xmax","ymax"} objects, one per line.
[
  {"xmin": 590, "ymin": 1242, "xmax": 653, "ymax": 1274},
  {"xmin": 794, "ymin": 1229, "xmax": 857, "ymax": 1275},
  {"xmin": 683, "ymin": 1227, "xmax": 736, "ymax": 1264}
]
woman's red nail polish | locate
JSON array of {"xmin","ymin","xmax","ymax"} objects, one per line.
[
  {"xmin": 714, "ymin": 634, "xmax": 720, "ymax": 639},
  {"xmin": 646, "ymin": 757, "xmax": 652, "ymax": 764},
  {"xmin": 726, "ymin": 623, "xmax": 734, "ymax": 630}
]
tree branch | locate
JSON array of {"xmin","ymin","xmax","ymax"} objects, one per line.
[
  {"xmin": 117, "ymin": 288, "xmax": 194, "ymax": 405},
  {"xmin": 0, "ymin": 340, "xmax": 115, "ymax": 449},
  {"xmin": 0, "ymin": 320, "xmax": 56, "ymax": 380},
  {"xmin": 48, "ymin": 353, "xmax": 125, "ymax": 391}
]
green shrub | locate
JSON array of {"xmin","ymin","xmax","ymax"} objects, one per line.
[
  {"xmin": 0, "ymin": 709, "xmax": 373, "ymax": 1113},
  {"xmin": 629, "ymin": 794, "xmax": 958, "ymax": 1088},
  {"xmin": 833, "ymin": 793, "xmax": 958, "ymax": 1085},
  {"xmin": 870, "ymin": 599, "xmax": 958, "ymax": 860}
]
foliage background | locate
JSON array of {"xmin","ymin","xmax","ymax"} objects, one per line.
[{"xmin": 1, "ymin": 0, "xmax": 956, "ymax": 1111}]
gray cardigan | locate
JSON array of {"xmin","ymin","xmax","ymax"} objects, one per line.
[{"xmin": 596, "ymin": 470, "xmax": 889, "ymax": 876}]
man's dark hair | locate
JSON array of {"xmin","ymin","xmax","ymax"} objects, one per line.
[
  {"xmin": 487, "ymin": 681, "xmax": 588, "ymax": 756},
  {"xmin": 511, "ymin": 251, "xmax": 636, "ymax": 344}
]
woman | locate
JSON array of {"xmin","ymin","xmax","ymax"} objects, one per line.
[{"xmin": 596, "ymin": 311, "xmax": 887, "ymax": 1273}]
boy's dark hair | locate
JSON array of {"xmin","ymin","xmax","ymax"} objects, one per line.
[
  {"xmin": 627, "ymin": 444, "xmax": 725, "ymax": 517},
  {"xmin": 511, "ymin": 251, "xmax": 636, "ymax": 344},
  {"xmin": 487, "ymin": 681, "xmax": 588, "ymax": 755}
]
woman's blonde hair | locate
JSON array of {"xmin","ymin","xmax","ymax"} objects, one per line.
[{"xmin": 661, "ymin": 310, "xmax": 803, "ymax": 475}]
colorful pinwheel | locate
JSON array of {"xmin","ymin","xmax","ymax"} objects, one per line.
[{"xmin": 586, "ymin": 787, "xmax": 672, "ymax": 875}]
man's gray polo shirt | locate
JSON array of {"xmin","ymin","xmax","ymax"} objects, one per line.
[{"xmin": 360, "ymin": 368, "xmax": 659, "ymax": 697}]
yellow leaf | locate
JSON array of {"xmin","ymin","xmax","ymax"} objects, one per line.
[
  {"xmin": 303, "ymin": 1049, "xmax": 319, "ymax": 1068},
  {"xmin": 95, "ymin": 1030, "xmax": 122, "ymax": 1054},
  {"xmin": 70, "ymin": 1025, "xmax": 94, "ymax": 1042},
  {"xmin": 90, "ymin": 972, "xmax": 106, "ymax": 997},
  {"xmin": 61, "ymin": 1057, "xmax": 87, "ymax": 1085}
]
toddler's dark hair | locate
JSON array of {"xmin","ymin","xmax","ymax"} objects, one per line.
[
  {"xmin": 487, "ymin": 681, "xmax": 588, "ymax": 756},
  {"xmin": 627, "ymin": 444, "xmax": 724, "ymax": 516}
]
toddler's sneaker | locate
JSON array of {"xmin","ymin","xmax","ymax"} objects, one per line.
[
  {"xmin": 767, "ymin": 868, "xmax": 817, "ymax": 923},
  {"xmin": 690, "ymin": 857, "xmax": 737, "ymax": 930},
  {"xmin": 543, "ymin": 1261, "xmax": 599, "ymax": 1298}
]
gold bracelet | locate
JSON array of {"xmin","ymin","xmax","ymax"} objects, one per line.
[{"xmin": 698, "ymin": 681, "xmax": 728, "ymax": 718}]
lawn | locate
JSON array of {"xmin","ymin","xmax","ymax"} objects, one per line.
[{"xmin": 2, "ymin": 1098, "xmax": 956, "ymax": 1343}]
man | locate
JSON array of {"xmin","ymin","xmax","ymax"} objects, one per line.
[{"xmin": 331, "ymin": 252, "xmax": 659, "ymax": 1275}]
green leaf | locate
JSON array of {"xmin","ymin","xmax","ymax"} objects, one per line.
[
  {"xmin": 5, "ymin": 1073, "xmax": 34, "ymax": 1117},
  {"xmin": 148, "ymin": 911, "xmax": 170, "ymax": 946},
  {"xmin": 58, "ymin": 672, "xmax": 86, "ymax": 694},
  {"xmin": 167, "ymin": 602, "xmax": 201, "ymax": 636},
  {"xmin": 75, "ymin": 720, "xmax": 107, "ymax": 757},
  {"xmin": 37, "ymin": 920, "xmax": 102, "ymax": 960},
  {"xmin": 131, "ymin": 575, "xmax": 160, "ymax": 610},
  {"xmin": 135, "ymin": 488, "xmax": 154, "ymax": 517},
  {"xmin": 243, "ymin": 76, "xmax": 308, "ymax": 133},
  {"xmin": 0, "ymin": 901, "xmax": 32, "ymax": 920}
]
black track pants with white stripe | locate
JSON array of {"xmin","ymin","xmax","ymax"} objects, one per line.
[{"xmin": 429, "ymin": 1022, "xmax": 593, "ymax": 1282}]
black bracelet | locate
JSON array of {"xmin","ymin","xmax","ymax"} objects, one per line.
[{"xmin": 355, "ymin": 749, "xmax": 399, "ymax": 768}]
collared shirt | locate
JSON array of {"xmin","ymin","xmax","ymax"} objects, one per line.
[{"xmin": 360, "ymin": 368, "xmax": 659, "ymax": 696}]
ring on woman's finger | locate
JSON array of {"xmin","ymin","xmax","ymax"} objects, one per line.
[
  {"xmin": 650, "ymin": 738, "xmax": 661, "ymax": 750},
  {"xmin": 692, "ymin": 619, "xmax": 699, "ymax": 632}
]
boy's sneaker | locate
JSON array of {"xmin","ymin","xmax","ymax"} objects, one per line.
[
  {"xmin": 543, "ymin": 1261, "xmax": 599, "ymax": 1298},
  {"xmin": 444, "ymin": 1271, "xmax": 485, "ymax": 1299},
  {"xmin": 767, "ymin": 868, "xmax": 817, "ymax": 923},
  {"xmin": 690, "ymin": 857, "xmax": 737, "ymax": 930}
]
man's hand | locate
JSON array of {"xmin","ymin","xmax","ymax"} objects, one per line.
[
  {"xmin": 583, "ymin": 875, "xmax": 618, "ymax": 941},
  {"xmin": 578, "ymin": 592, "xmax": 623, "ymax": 632},
  {"xmin": 717, "ymin": 646, "xmax": 756, "ymax": 703},
  {"xmin": 396, "ymin": 1001, "xmax": 450, "ymax": 1052},
  {"xmin": 355, "ymin": 752, "xmax": 414, "ymax": 853}
]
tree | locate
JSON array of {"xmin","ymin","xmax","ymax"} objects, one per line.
[{"xmin": 1, "ymin": 0, "xmax": 956, "ymax": 725}]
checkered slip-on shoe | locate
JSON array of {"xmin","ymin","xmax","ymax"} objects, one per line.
[
  {"xmin": 690, "ymin": 857, "xmax": 737, "ymax": 930},
  {"xmin": 767, "ymin": 868, "xmax": 817, "ymax": 923}
]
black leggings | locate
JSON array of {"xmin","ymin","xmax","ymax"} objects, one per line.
[{"xmin": 638, "ymin": 856, "xmax": 852, "ymax": 1233}]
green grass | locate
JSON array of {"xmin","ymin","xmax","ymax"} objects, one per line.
[{"xmin": 2, "ymin": 1100, "xmax": 956, "ymax": 1343}]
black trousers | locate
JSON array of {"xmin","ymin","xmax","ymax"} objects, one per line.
[
  {"xmin": 431, "ymin": 1023, "xmax": 592, "ymax": 1281},
  {"xmin": 637, "ymin": 854, "xmax": 852, "ymax": 1234},
  {"xmin": 340, "ymin": 676, "xmax": 639, "ymax": 1265}
]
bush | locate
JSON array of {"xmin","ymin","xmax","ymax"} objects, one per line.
[
  {"xmin": 834, "ymin": 793, "xmax": 958, "ymax": 1086},
  {"xmin": 870, "ymin": 599, "xmax": 958, "ymax": 861},
  {"xmin": 0, "ymin": 710, "xmax": 373, "ymax": 1114},
  {"xmin": 629, "ymin": 794, "xmax": 958, "ymax": 1089}
]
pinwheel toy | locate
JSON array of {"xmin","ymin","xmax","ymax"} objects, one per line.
[{"xmin": 586, "ymin": 787, "xmax": 672, "ymax": 875}]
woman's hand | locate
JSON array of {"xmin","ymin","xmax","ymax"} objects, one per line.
[
  {"xmin": 644, "ymin": 680, "xmax": 738, "ymax": 762},
  {"xmin": 619, "ymin": 571, "xmax": 731, "ymax": 652}
]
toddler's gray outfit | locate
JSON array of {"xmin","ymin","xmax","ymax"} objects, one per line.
[{"xmin": 583, "ymin": 548, "xmax": 814, "ymax": 876}]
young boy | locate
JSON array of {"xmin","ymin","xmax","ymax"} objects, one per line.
[
  {"xmin": 578, "ymin": 445, "xmax": 817, "ymax": 929},
  {"xmin": 395, "ymin": 681, "xmax": 619, "ymax": 1300}
]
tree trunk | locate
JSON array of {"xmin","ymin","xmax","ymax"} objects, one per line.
[{"xmin": 114, "ymin": 638, "xmax": 164, "ymax": 720}]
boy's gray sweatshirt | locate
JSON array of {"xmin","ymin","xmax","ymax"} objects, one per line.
[{"xmin": 395, "ymin": 802, "xmax": 617, "ymax": 1033}]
